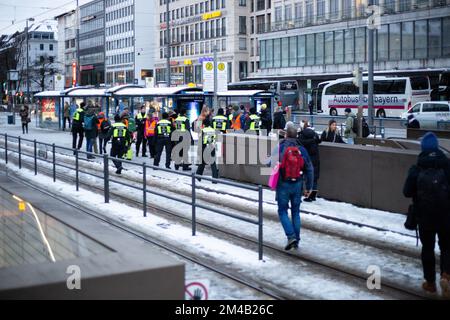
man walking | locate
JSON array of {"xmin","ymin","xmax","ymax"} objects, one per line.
[
  {"xmin": 71, "ymin": 102, "xmax": 85, "ymax": 154},
  {"xmin": 107, "ymin": 115, "xmax": 131, "ymax": 174},
  {"xmin": 344, "ymin": 108, "xmax": 357, "ymax": 144},
  {"xmin": 154, "ymin": 112, "xmax": 174, "ymax": 169}
]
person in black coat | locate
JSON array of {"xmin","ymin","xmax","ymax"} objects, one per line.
[
  {"xmin": 407, "ymin": 114, "xmax": 420, "ymax": 129},
  {"xmin": 259, "ymin": 103, "xmax": 272, "ymax": 135},
  {"xmin": 298, "ymin": 121, "xmax": 321, "ymax": 201},
  {"xmin": 320, "ymin": 119, "xmax": 345, "ymax": 143},
  {"xmin": 403, "ymin": 132, "xmax": 450, "ymax": 296}
]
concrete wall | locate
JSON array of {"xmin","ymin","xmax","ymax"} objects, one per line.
[{"xmin": 218, "ymin": 135, "xmax": 424, "ymax": 214}]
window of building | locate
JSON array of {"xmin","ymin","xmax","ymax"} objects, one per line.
[
  {"xmin": 239, "ymin": 0, "xmax": 246, "ymax": 6},
  {"xmin": 281, "ymin": 37, "xmax": 289, "ymax": 67},
  {"xmin": 389, "ymin": 23, "xmax": 401, "ymax": 60},
  {"xmin": 250, "ymin": 17, "xmax": 255, "ymax": 34},
  {"xmin": 275, "ymin": 7, "xmax": 282, "ymax": 23},
  {"xmin": 273, "ymin": 38, "xmax": 281, "ymax": 67},
  {"xmin": 415, "ymin": 20, "xmax": 427, "ymax": 59},
  {"xmin": 297, "ymin": 35, "xmax": 305, "ymax": 66},
  {"xmin": 289, "ymin": 36, "xmax": 297, "ymax": 66},
  {"xmin": 324, "ymin": 31, "xmax": 333, "ymax": 64},
  {"xmin": 401, "ymin": 21, "xmax": 414, "ymax": 60},
  {"xmin": 306, "ymin": 34, "xmax": 315, "ymax": 65},
  {"xmin": 317, "ymin": 0, "xmax": 325, "ymax": 20},
  {"xmin": 355, "ymin": 27, "xmax": 365, "ymax": 62},
  {"xmin": 266, "ymin": 39, "xmax": 273, "ymax": 68},
  {"xmin": 294, "ymin": 2, "xmax": 303, "ymax": 21},
  {"xmin": 222, "ymin": 38, "xmax": 226, "ymax": 51},
  {"xmin": 344, "ymin": 29, "xmax": 354, "ymax": 63},
  {"xmin": 443, "ymin": 17, "xmax": 450, "ymax": 56},
  {"xmin": 239, "ymin": 37, "xmax": 247, "ymax": 50},
  {"xmin": 428, "ymin": 18, "xmax": 442, "ymax": 58},
  {"xmin": 305, "ymin": 0, "xmax": 313, "ymax": 24},
  {"xmin": 239, "ymin": 16, "xmax": 247, "ymax": 34},
  {"xmin": 257, "ymin": 0, "xmax": 265, "ymax": 11},
  {"xmin": 316, "ymin": 32, "xmax": 324, "ymax": 64},
  {"xmin": 334, "ymin": 30, "xmax": 344, "ymax": 64}
]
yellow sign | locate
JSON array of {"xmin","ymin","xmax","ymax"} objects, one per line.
[
  {"xmin": 184, "ymin": 59, "xmax": 192, "ymax": 65},
  {"xmin": 205, "ymin": 62, "xmax": 214, "ymax": 71},
  {"xmin": 202, "ymin": 11, "xmax": 222, "ymax": 20},
  {"xmin": 18, "ymin": 201, "xmax": 26, "ymax": 212},
  {"xmin": 187, "ymin": 82, "xmax": 196, "ymax": 88},
  {"xmin": 218, "ymin": 62, "xmax": 225, "ymax": 71}
]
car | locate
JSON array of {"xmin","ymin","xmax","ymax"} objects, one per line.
[{"xmin": 402, "ymin": 101, "xmax": 450, "ymax": 129}]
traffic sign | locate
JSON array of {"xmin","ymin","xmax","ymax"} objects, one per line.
[{"xmin": 185, "ymin": 279, "xmax": 210, "ymax": 300}]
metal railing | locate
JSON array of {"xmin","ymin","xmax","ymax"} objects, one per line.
[{"xmin": 0, "ymin": 133, "xmax": 265, "ymax": 260}]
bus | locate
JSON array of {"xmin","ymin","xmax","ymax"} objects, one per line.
[
  {"xmin": 228, "ymin": 80, "xmax": 300, "ymax": 110},
  {"xmin": 320, "ymin": 76, "xmax": 431, "ymax": 117},
  {"xmin": 311, "ymin": 81, "xmax": 331, "ymax": 113}
]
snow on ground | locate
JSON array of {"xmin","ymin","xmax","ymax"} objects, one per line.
[{"xmin": 1, "ymin": 162, "xmax": 421, "ymax": 299}]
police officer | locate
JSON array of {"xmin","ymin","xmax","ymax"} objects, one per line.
[
  {"xmin": 212, "ymin": 108, "xmax": 228, "ymax": 133},
  {"xmin": 135, "ymin": 105, "xmax": 147, "ymax": 157},
  {"xmin": 154, "ymin": 112, "xmax": 174, "ymax": 169},
  {"xmin": 174, "ymin": 108, "xmax": 191, "ymax": 171},
  {"xmin": 246, "ymin": 107, "xmax": 261, "ymax": 134},
  {"xmin": 71, "ymin": 102, "xmax": 85, "ymax": 154},
  {"xmin": 107, "ymin": 115, "xmax": 131, "ymax": 175},
  {"xmin": 196, "ymin": 118, "xmax": 219, "ymax": 182}
]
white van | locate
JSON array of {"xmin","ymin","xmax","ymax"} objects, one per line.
[{"xmin": 402, "ymin": 101, "xmax": 450, "ymax": 129}]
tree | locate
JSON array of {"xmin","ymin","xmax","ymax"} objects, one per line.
[{"xmin": 29, "ymin": 54, "xmax": 61, "ymax": 92}]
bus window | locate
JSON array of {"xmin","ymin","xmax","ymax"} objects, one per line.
[
  {"xmin": 410, "ymin": 76, "xmax": 430, "ymax": 90},
  {"xmin": 390, "ymin": 80, "xmax": 407, "ymax": 94},
  {"xmin": 325, "ymin": 81, "xmax": 358, "ymax": 95},
  {"xmin": 280, "ymin": 81, "xmax": 298, "ymax": 90}
]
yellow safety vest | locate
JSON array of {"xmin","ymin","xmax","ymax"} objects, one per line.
[
  {"xmin": 72, "ymin": 108, "xmax": 83, "ymax": 121},
  {"xmin": 136, "ymin": 113, "xmax": 145, "ymax": 120},
  {"xmin": 202, "ymin": 127, "xmax": 216, "ymax": 145},
  {"xmin": 112, "ymin": 123, "xmax": 127, "ymax": 138},
  {"xmin": 157, "ymin": 119, "xmax": 172, "ymax": 136},
  {"xmin": 249, "ymin": 114, "xmax": 260, "ymax": 131},
  {"xmin": 175, "ymin": 116, "xmax": 187, "ymax": 131},
  {"xmin": 212, "ymin": 115, "xmax": 227, "ymax": 131}
]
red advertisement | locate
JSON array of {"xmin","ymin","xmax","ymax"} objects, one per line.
[{"xmin": 41, "ymin": 98, "xmax": 56, "ymax": 121}]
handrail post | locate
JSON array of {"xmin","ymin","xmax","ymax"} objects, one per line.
[
  {"xmin": 258, "ymin": 185, "xmax": 264, "ymax": 261},
  {"xmin": 18, "ymin": 136, "xmax": 21, "ymax": 169},
  {"xmin": 103, "ymin": 153, "xmax": 109, "ymax": 203},
  {"xmin": 192, "ymin": 172, "xmax": 196, "ymax": 236},
  {"xmin": 75, "ymin": 150, "xmax": 79, "ymax": 191},
  {"xmin": 33, "ymin": 139, "xmax": 37, "ymax": 175},
  {"xmin": 143, "ymin": 163, "xmax": 147, "ymax": 217},
  {"xmin": 4, "ymin": 133, "xmax": 7, "ymax": 164},
  {"xmin": 52, "ymin": 143, "xmax": 56, "ymax": 182}
]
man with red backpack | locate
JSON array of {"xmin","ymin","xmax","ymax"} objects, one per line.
[{"xmin": 276, "ymin": 125, "xmax": 314, "ymax": 250}]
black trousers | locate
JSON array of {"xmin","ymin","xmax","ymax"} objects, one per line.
[
  {"xmin": 147, "ymin": 136, "xmax": 157, "ymax": 158},
  {"xmin": 99, "ymin": 137, "xmax": 109, "ymax": 154},
  {"xmin": 136, "ymin": 132, "xmax": 147, "ymax": 156},
  {"xmin": 63, "ymin": 117, "xmax": 71, "ymax": 130},
  {"xmin": 22, "ymin": 122, "xmax": 28, "ymax": 134},
  {"xmin": 154, "ymin": 137, "xmax": 172, "ymax": 168},
  {"xmin": 419, "ymin": 225, "xmax": 450, "ymax": 282},
  {"xmin": 196, "ymin": 146, "xmax": 219, "ymax": 179},
  {"xmin": 72, "ymin": 127, "xmax": 84, "ymax": 150},
  {"xmin": 110, "ymin": 144, "xmax": 126, "ymax": 169},
  {"xmin": 174, "ymin": 135, "xmax": 190, "ymax": 168}
]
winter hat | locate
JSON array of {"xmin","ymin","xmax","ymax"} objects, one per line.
[
  {"xmin": 261, "ymin": 104, "xmax": 267, "ymax": 110},
  {"xmin": 421, "ymin": 132, "xmax": 439, "ymax": 152}
]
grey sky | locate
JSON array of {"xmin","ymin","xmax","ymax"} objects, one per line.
[{"xmin": 0, "ymin": 0, "xmax": 90, "ymax": 35}]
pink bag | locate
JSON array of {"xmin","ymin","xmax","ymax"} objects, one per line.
[{"xmin": 268, "ymin": 163, "xmax": 280, "ymax": 190}]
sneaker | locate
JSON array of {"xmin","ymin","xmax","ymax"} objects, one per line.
[
  {"xmin": 182, "ymin": 165, "xmax": 191, "ymax": 171},
  {"xmin": 284, "ymin": 239, "xmax": 297, "ymax": 251},
  {"xmin": 440, "ymin": 273, "xmax": 450, "ymax": 299},
  {"xmin": 292, "ymin": 241, "xmax": 299, "ymax": 249},
  {"xmin": 422, "ymin": 281, "xmax": 437, "ymax": 294},
  {"xmin": 175, "ymin": 164, "xmax": 180, "ymax": 170},
  {"xmin": 115, "ymin": 168, "xmax": 122, "ymax": 175}
]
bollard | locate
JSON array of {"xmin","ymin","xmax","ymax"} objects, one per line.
[
  {"xmin": 258, "ymin": 185, "xmax": 264, "ymax": 261},
  {"xmin": 34, "ymin": 139, "xmax": 37, "ymax": 175},
  {"xmin": 52, "ymin": 144, "xmax": 56, "ymax": 182},
  {"xmin": 143, "ymin": 163, "xmax": 147, "ymax": 217},
  {"xmin": 192, "ymin": 172, "xmax": 196, "ymax": 236},
  {"xmin": 75, "ymin": 150, "xmax": 79, "ymax": 191},
  {"xmin": 18, "ymin": 136, "xmax": 21, "ymax": 169},
  {"xmin": 103, "ymin": 154, "xmax": 109, "ymax": 203},
  {"xmin": 4, "ymin": 133, "xmax": 8, "ymax": 164}
]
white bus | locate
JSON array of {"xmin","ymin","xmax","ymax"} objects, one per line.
[{"xmin": 321, "ymin": 76, "xmax": 431, "ymax": 118}]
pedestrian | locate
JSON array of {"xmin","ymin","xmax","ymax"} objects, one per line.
[
  {"xmin": 174, "ymin": 108, "xmax": 192, "ymax": 171},
  {"xmin": 19, "ymin": 105, "xmax": 29, "ymax": 134},
  {"xmin": 308, "ymin": 100, "xmax": 314, "ymax": 115},
  {"xmin": 403, "ymin": 132, "xmax": 450, "ymax": 297},
  {"xmin": 145, "ymin": 111, "xmax": 159, "ymax": 158},
  {"xmin": 84, "ymin": 108, "xmax": 99, "ymax": 159},
  {"xmin": 195, "ymin": 105, "xmax": 211, "ymax": 133},
  {"xmin": 135, "ymin": 105, "xmax": 147, "ymax": 157},
  {"xmin": 229, "ymin": 105, "xmax": 244, "ymax": 132},
  {"xmin": 344, "ymin": 108, "xmax": 357, "ymax": 144},
  {"xmin": 154, "ymin": 112, "xmax": 174, "ymax": 169},
  {"xmin": 298, "ymin": 121, "xmax": 321, "ymax": 202},
  {"xmin": 107, "ymin": 115, "xmax": 131, "ymax": 174},
  {"xmin": 273, "ymin": 105, "xmax": 287, "ymax": 139},
  {"xmin": 97, "ymin": 112, "xmax": 111, "ymax": 154},
  {"xmin": 275, "ymin": 125, "xmax": 314, "ymax": 250},
  {"xmin": 246, "ymin": 107, "xmax": 261, "ymax": 134},
  {"xmin": 196, "ymin": 118, "xmax": 219, "ymax": 182},
  {"xmin": 212, "ymin": 108, "xmax": 228, "ymax": 133},
  {"xmin": 321, "ymin": 119, "xmax": 345, "ymax": 143},
  {"xmin": 71, "ymin": 102, "xmax": 85, "ymax": 154},
  {"xmin": 63, "ymin": 102, "xmax": 71, "ymax": 131},
  {"xmin": 260, "ymin": 103, "xmax": 272, "ymax": 135},
  {"xmin": 407, "ymin": 114, "xmax": 420, "ymax": 129}
]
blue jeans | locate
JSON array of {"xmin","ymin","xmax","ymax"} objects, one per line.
[
  {"xmin": 86, "ymin": 138, "xmax": 94, "ymax": 154},
  {"xmin": 276, "ymin": 179, "xmax": 303, "ymax": 241}
]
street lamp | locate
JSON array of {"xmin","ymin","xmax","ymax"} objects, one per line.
[{"xmin": 26, "ymin": 17, "xmax": 35, "ymax": 104}]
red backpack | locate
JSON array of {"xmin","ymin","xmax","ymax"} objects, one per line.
[{"xmin": 280, "ymin": 146, "xmax": 304, "ymax": 181}]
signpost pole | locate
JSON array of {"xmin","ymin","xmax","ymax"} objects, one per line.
[{"xmin": 213, "ymin": 45, "xmax": 218, "ymax": 111}]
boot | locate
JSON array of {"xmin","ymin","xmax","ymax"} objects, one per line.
[
  {"xmin": 422, "ymin": 281, "xmax": 437, "ymax": 294},
  {"xmin": 310, "ymin": 190, "xmax": 317, "ymax": 201},
  {"xmin": 440, "ymin": 273, "xmax": 450, "ymax": 299}
]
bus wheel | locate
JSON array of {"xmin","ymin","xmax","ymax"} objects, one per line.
[
  {"xmin": 330, "ymin": 108, "xmax": 337, "ymax": 116},
  {"xmin": 376, "ymin": 109, "xmax": 386, "ymax": 118}
]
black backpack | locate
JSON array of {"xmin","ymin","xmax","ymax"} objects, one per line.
[
  {"xmin": 351, "ymin": 116, "xmax": 370, "ymax": 138},
  {"xmin": 416, "ymin": 167, "xmax": 450, "ymax": 210}
]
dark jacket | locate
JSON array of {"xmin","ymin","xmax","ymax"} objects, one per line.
[
  {"xmin": 273, "ymin": 111, "xmax": 286, "ymax": 130},
  {"xmin": 260, "ymin": 109, "xmax": 272, "ymax": 131},
  {"xmin": 403, "ymin": 150, "xmax": 450, "ymax": 228},
  {"xmin": 298, "ymin": 127, "xmax": 321, "ymax": 180},
  {"xmin": 135, "ymin": 112, "xmax": 147, "ymax": 134},
  {"xmin": 321, "ymin": 129, "xmax": 345, "ymax": 143},
  {"xmin": 83, "ymin": 111, "xmax": 99, "ymax": 139},
  {"xmin": 407, "ymin": 119, "xmax": 420, "ymax": 129},
  {"xmin": 19, "ymin": 108, "xmax": 29, "ymax": 123},
  {"xmin": 278, "ymin": 137, "xmax": 314, "ymax": 191}
]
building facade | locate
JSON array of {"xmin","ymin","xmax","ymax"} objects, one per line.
[
  {"xmin": 55, "ymin": 10, "xmax": 77, "ymax": 88},
  {"xmin": 255, "ymin": 1, "xmax": 450, "ymax": 81},
  {"xmin": 249, "ymin": 0, "xmax": 272, "ymax": 75},
  {"xmin": 155, "ymin": 0, "xmax": 255, "ymax": 86},
  {"xmin": 105, "ymin": 0, "xmax": 156, "ymax": 86},
  {"xmin": 79, "ymin": 0, "xmax": 105, "ymax": 86}
]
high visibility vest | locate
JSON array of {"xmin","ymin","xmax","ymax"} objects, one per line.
[
  {"xmin": 175, "ymin": 116, "xmax": 188, "ymax": 131},
  {"xmin": 202, "ymin": 127, "xmax": 217, "ymax": 145},
  {"xmin": 112, "ymin": 123, "xmax": 127, "ymax": 138},
  {"xmin": 212, "ymin": 115, "xmax": 227, "ymax": 131},
  {"xmin": 136, "ymin": 113, "xmax": 145, "ymax": 120},
  {"xmin": 157, "ymin": 119, "xmax": 172, "ymax": 137},
  {"xmin": 228, "ymin": 114, "xmax": 233, "ymax": 121},
  {"xmin": 97, "ymin": 118, "xmax": 106, "ymax": 130},
  {"xmin": 145, "ymin": 119, "xmax": 157, "ymax": 136},
  {"xmin": 231, "ymin": 114, "xmax": 242, "ymax": 130},
  {"xmin": 72, "ymin": 108, "xmax": 83, "ymax": 121},
  {"xmin": 249, "ymin": 114, "xmax": 260, "ymax": 131}
]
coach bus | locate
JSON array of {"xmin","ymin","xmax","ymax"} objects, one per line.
[{"xmin": 320, "ymin": 76, "xmax": 431, "ymax": 118}]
